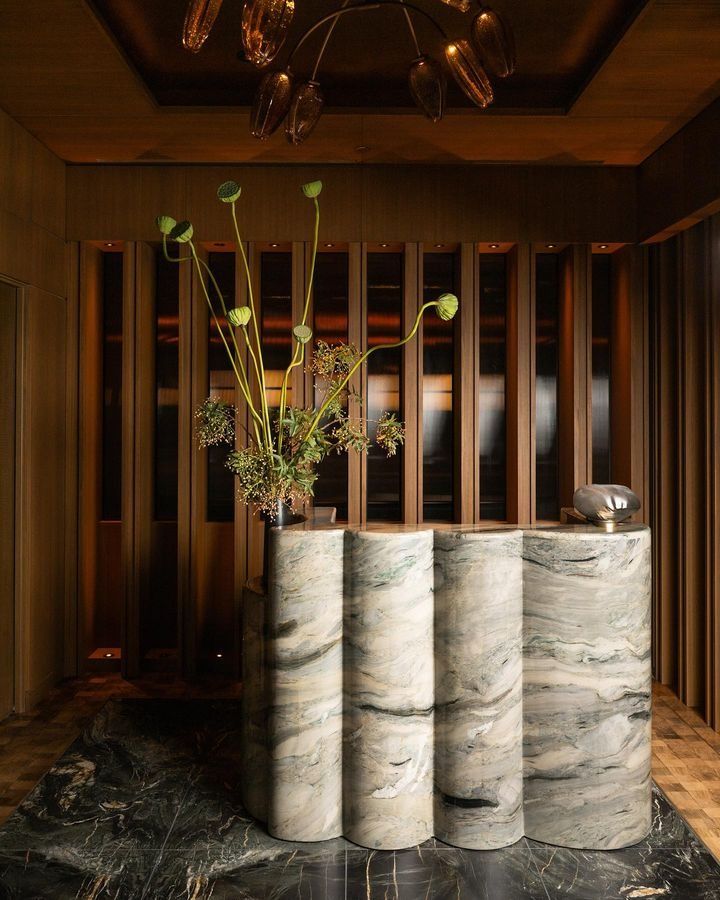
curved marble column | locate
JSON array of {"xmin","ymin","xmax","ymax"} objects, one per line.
[
  {"xmin": 522, "ymin": 525, "xmax": 652, "ymax": 850},
  {"xmin": 343, "ymin": 529, "xmax": 435, "ymax": 850},
  {"xmin": 266, "ymin": 526, "xmax": 344, "ymax": 841},
  {"xmin": 434, "ymin": 529, "xmax": 524, "ymax": 849}
]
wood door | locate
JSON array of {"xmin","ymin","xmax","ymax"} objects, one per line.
[{"xmin": 0, "ymin": 282, "xmax": 17, "ymax": 719}]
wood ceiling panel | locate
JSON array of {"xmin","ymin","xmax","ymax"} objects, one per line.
[
  {"xmin": 19, "ymin": 111, "xmax": 672, "ymax": 165},
  {"xmin": 0, "ymin": 0, "xmax": 718, "ymax": 164},
  {"xmin": 89, "ymin": 0, "xmax": 647, "ymax": 111}
]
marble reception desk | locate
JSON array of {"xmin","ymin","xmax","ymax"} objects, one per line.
[{"xmin": 241, "ymin": 523, "xmax": 651, "ymax": 852}]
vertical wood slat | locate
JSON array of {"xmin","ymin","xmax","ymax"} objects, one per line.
[
  {"xmin": 246, "ymin": 244, "xmax": 264, "ymax": 580},
  {"xmin": 506, "ymin": 244, "xmax": 534, "ymax": 524},
  {"xmin": 611, "ymin": 246, "xmax": 649, "ymax": 513},
  {"xmin": 416, "ymin": 245, "xmax": 425, "ymax": 522},
  {"xmin": 63, "ymin": 243, "xmax": 80, "ymax": 678},
  {"xmin": 680, "ymin": 225, "xmax": 708, "ymax": 711},
  {"xmin": 233, "ymin": 243, "xmax": 249, "ymax": 678},
  {"xmin": 458, "ymin": 243, "xmax": 475, "ymax": 524},
  {"xmin": 133, "ymin": 243, "xmax": 156, "ymax": 676},
  {"xmin": 558, "ymin": 245, "xmax": 592, "ymax": 509},
  {"xmin": 358, "ymin": 245, "xmax": 369, "ymax": 527},
  {"xmin": 650, "ymin": 240, "xmax": 679, "ymax": 687},
  {"xmin": 347, "ymin": 244, "xmax": 362, "ymax": 524},
  {"xmin": 177, "ymin": 252, "xmax": 194, "ymax": 676},
  {"xmin": 403, "ymin": 243, "xmax": 420, "ymax": 524},
  {"xmin": 78, "ymin": 244, "xmax": 103, "ymax": 669},
  {"xmin": 707, "ymin": 213, "xmax": 720, "ymax": 728},
  {"xmin": 190, "ymin": 245, "xmax": 209, "ymax": 667},
  {"xmin": 121, "ymin": 245, "xmax": 138, "ymax": 678}
]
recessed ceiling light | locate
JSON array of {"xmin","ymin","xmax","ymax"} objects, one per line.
[
  {"xmin": 105, "ymin": 242, "xmax": 114, "ymax": 248},
  {"xmin": 270, "ymin": 243, "xmax": 279, "ymax": 248},
  {"xmin": 546, "ymin": 243, "xmax": 556, "ymax": 249},
  {"xmin": 324, "ymin": 243, "xmax": 334, "ymax": 248},
  {"xmin": 104, "ymin": 652, "xmax": 114, "ymax": 658},
  {"xmin": 489, "ymin": 243, "xmax": 500, "ymax": 249},
  {"xmin": 434, "ymin": 243, "xmax": 444, "ymax": 248},
  {"xmin": 216, "ymin": 653, "xmax": 223, "ymax": 659},
  {"xmin": 380, "ymin": 242, "xmax": 389, "ymax": 248},
  {"xmin": 599, "ymin": 244, "xmax": 609, "ymax": 250}
]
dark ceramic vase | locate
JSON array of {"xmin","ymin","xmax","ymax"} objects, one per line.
[{"xmin": 261, "ymin": 499, "xmax": 305, "ymax": 590}]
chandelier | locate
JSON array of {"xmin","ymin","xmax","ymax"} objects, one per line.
[{"xmin": 182, "ymin": 0, "xmax": 515, "ymax": 145}]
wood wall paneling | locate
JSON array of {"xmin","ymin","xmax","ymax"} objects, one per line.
[
  {"xmin": 457, "ymin": 244, "xmax": 475, "ymax": 525},
  {"xmin": 639, "ymin": 97, "xmax": 720, "ymax": 242},
  {"xmin": 649, "ymin": 215, "xmax": 720, "ymax": 729},
  {"xmin": 0, "ymin": 282, "xmax": 17, "ymax": 718},
  {"xmin": 78, "ymin": 245, "xmax": 103, "ymax": 668},
  {"xmin": 177, "ymin": 247, "xmax": 194, "ymax": 676},
  {"xmin": 558, "ymin": 245, "xmax": 592, "ymax": 510},
  {"xmin": 402, "ymin": 244, "xmax": 420, "ymax": 525},
  {"xmin": 611, "ymin": 245, "xmax": 649, "ymax": 517},
  {"xmin": 63, "ymin": 244, "xmax": 80, "ymax": 678},
  {"xmin": 121, "ymin": 245, "xmax": 138, "ymax": 678},
  {"xmin": 15, "ymin": 287, "xmax": 67, "ymax": 710},
  {"xmin": 66, "ymin": 166, "xmax": 639, "ymax": 246},
  {"xmin": 347, "ymin": 244, "xmax": 363, "ymax": 525},
  {"xmin": 506, "ymin": 244, "xmax": 534, "ymax": 524}
]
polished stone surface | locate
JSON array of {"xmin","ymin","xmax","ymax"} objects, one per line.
[
  {"xmin": 344, "ymin": 530, "xmax": 435, "ymax": 849},
  {"xmin": 267, "ymin": 527, "xmax": 344, "ymax": 842},
  {"xmin": 523, "ymin": 527, "xmax": 653, "ymax": 849},
  {"xmin": 434, "ymin": 529, "xmax": 524, "ymax": 849},
  {"xmin": 1, "ymin": 699, "xmax": 719, "ymax": 899},
  {"xmin": 256, "ymin": 523, "xmax": 651, "ymax": 851}
]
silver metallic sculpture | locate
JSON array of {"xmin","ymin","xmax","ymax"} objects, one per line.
[{"xmin": 573, "ymin": 484, "xmax": 641, "ymax": 530}]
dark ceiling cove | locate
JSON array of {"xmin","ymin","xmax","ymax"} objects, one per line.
[{"xmin": 90, "ymin": 0, "xmax": 648, "ymax": 112}]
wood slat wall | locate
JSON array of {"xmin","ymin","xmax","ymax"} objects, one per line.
[
  {"xmin": 73, "ymin": 238, "xmax": 649, "ymax": 676},
  {"xmin": 649, "ymin": 213, "xmax": 720, "ymax": 727},
  {"xmin": 0, "ymin": 107, "xmax": 70, "ymax": 713}
]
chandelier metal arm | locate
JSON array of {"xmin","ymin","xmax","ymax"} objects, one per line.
[
  {"xmin": 311, "ymin": 0, "xmax": 354, "ymax": 82},
  {"xmin": 288, "ymin": 0, "xmax": 448, "ymax": 75}
]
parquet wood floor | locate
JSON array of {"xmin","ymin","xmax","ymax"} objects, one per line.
[{"xmin": 0, "ymin": 677, "xmax": 718, "ymax": 861}]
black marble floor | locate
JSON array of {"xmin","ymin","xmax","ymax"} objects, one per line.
[{"xmin": 0, "ymin": 700, "xmax": 719, "ymax": 899}]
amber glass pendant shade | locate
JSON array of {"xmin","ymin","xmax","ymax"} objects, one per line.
[
  {"xmin": 250, "ymin": 70, "xmax": 294, "ymax": 139},
  {"xmin": 408, "ymin": 56, "xmax": 445, "ymax": 123},
  {"xmin": 285, "ymin": 81, "xmax": 325, "ymax": 145},
  {"xmin": 439, "ymin": 0, "xmax": 471, "ymax": 11},
  {"xmin": 242, "ymin": 0, "xmax": 295, "ymax": 68},
  {"xmin": 471, "ymin": 6, "xmax": 516, "ymax": 77},
  {"xmin": 445, "ymin": 40, "xmax": 494, "ymax": 108},
  {"xmin": 182, "ymin": 0, "xmax": 223, "ymax": 52}
]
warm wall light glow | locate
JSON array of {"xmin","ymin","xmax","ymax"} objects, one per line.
[
  {"xmin": 242, "ymin": 0, "xmax": 295, "ymax": 67},
  {"xmin": 251, "ymin": 70, "xmax": 294, "ymax": 139},
  {"xmin": 445, "ymin": 40, "xmax": 494, "ymax": 108},
  {"xmin": 408, "ymin": 55, "xmax": 446, "ymax": 123},
  {"xmin": 471, "ymin": 7, "xmax": 516, "ymax": 78},
  {"xmin": 285, "ymin": 81, "xmax": 325, "ymax": 145},
  {"xmin": 182, "ymin": 0, "xmax": 223, "ymax": 52}
]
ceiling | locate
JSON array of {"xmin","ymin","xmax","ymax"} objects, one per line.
[
  {"xmin": 89, "ymin": 0, "xmax": 646, "ymax": 112},
  {"xmin": 0, "ymin": 0, "xmax": 719, "ymax": 165}
]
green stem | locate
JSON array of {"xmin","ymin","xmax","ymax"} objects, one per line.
[
  {"xmin": 230, "ymin": 203, "xmax": 273, "ymax": 448},
  {"xmin": 278, "ymin": 196, "xmax": 320, "ymax": 450},
  {"xmin": 301, "ymin": 301, "xmax": 437, "ymax": 448},
  {"xmin": 195, "ymin": 253, "xmax": 266, "ymax": 449},
  {"xmin": 188, "ymin": 244, "xmax": 265, "ymax": 439}
]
